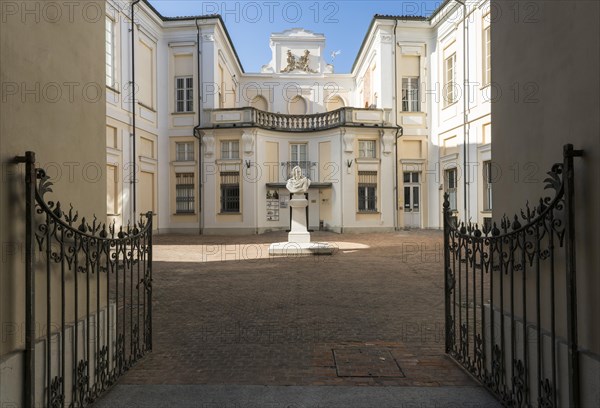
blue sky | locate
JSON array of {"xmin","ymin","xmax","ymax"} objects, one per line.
[{"xmin": 148, "ymin": 1, "xmax": 444, "ymax": 73}]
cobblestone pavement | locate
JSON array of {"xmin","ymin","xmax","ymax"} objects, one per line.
[{"xmin": 119, "ymin": 230, "xmax": 477, "ymax": 387}]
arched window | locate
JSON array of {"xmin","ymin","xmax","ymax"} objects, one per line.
[
  {"xmin": 326, "ymin": 95, "xmax": 345, "ymax": 111},
  {"xmin": 288, "ymin": 95, "xmax": 307, "ymax": 115},
  {"xmin": 250, "ymin": 95, "xmax": 268, "ymax": 111}
]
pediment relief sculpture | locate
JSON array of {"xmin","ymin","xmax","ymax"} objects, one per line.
[{"xmin": 281, "ymin": 49, "xmax": 318, "ymax": 73}]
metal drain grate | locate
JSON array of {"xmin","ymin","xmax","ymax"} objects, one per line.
[{"xmin": 333, "ymin": 348, "xmax": 405, "ymax": 378}]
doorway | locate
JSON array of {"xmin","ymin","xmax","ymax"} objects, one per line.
[{"xmin": 403, "ymin": 171, "xmax": 421, "ymax": 228}]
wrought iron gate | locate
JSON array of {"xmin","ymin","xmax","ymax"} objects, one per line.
[
  {"xmin": 443, "ymin": 144, "xmax": 583, "ymax": 408},
  {"xmin": 16, "ymin": 152, "xmax": 153, "ymax": 408}
]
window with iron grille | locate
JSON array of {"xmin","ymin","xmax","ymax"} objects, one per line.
[
  {"xmin": 176, "ymin": 173, "xmax": 194, "ymax": 214},
  {"xmin": 106, "ymin": 17, "xmax": 115, "ymax": 87},
  {"xmin": 358, "ymin": 171, "xmax": 377, "ymax": 212},
  {"xmin": 445, "ymin": 168, "xmax": 457, "ymax": 211},
  {"xmin": 175, "ymin": 77, "xmax": 194, "ymax": 112},
  {"xmin": 176, "ymin": 142, "xmax": 194, "ymax": 161},
  {"xmin": 220, "ymin": 172, "xmax": 240, "ymax": 213},
  {"xmin": 444, "ymin": 53, "xmax": 457, "ymax": 107},
  {"xmin": 402, "ymin": 77, "xmax": 420, "ymax": 112},
  {"xmin": 483, "ymin": 161, "xmax": 493, "ymax": 210},
  {"xmin": 358, "ymin": 140, "xmax": 376, "ymax": 158},
  {"xmin": 289, "ymin": 143, "xmax": 309, "ymax": 176},
  {"xmin": 221, "ymin": 140, "xmax": 239, "ymax": 160}
]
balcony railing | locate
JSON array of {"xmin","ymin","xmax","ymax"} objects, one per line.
[
  {"xmin": 255, "ymin": 109, "xmax": 342, "ymax": 131},
  {"xmin": 202, "ymin": 106, "xmax": 392, "ymax": 132},
  {"xmin": 285, "ymin": 161, "xmax": 313, "ymax": 178}
]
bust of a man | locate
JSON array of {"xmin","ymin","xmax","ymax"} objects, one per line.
[{"xmin": 286, "ymin": 166, "xmax": 311, "ymax": 194}]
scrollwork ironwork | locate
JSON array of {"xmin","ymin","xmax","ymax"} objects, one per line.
[
  {"xmin": 21, "ymin": 161, "xmax": 153, "ymax": 408},
  {"xmin": 49, "ymin": 376, "xmax": 64, "ymax": 408},
  {"xmin": 539, "ymin": 378, "xmax": 555, "ymax": 408},
  {"xmin": 443, "ymin": 146, "xmax": 581, "ymax": 407}
]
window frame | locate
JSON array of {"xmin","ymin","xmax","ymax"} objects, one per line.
[
  {"xmin": 175, "ymin": 173, "xmax": 195, "ymax": 214},
  {"xmin": 106, "ymin": 164, "xmax": 119, "ymax": 215},
  {"xmin": 105, "ymin": 17, "xmax": 116, "ymax": 88},
  {"xmin": 483, "ymin": 160, "xmax": 493, "ymax": 211},
  {"xmin": 175, "ymin": 76, "xmax": 194, "ymax": 113},
  {"xmin": 220, "ymin": 172, "xmax": 240, "ymax": 214},
  {"xmin": 403, "ymin": 172, "xmax": 421, "ymax": 212},
  {"xmin": 358, "ymin": 171, "xmax": 378, "ymax": 213},
  {"xmin": 220, "ymin": 140, "xmax": 240, "ymax": 160},
  {"xmin": 402, "ymin": 77, "xmax": 420, "ymax": 112},
  {"xmin": 445, "ymin": 168, "xmax": 458, "ymax": 211},
  {"xmin": 483, "ymin": 25, "xmax": 491, "ymax": 86},
  {"xmin": 289, "ymin": 143, "xmax": 309, "ymax": 176},
  {"xmin": 358, "ymin": 140, "xmax": 377, "ymax": 159},
  {"xmin": 176, "ymin": 142, "xmax": 194, "ymax": 162},
  {"xmin": 444, "ymin": 53, "xmax": 457, "ymax": 107}
]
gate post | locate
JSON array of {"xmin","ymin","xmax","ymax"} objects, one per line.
[
  {"xmin": 563, "ymin": 144, "xmax": 583, "ymax": 408},
  {"xmin": 443, "ymin": 192, "xmax": 451, "ymax": 354},
  {"xmin": 15, "ymin": 151, "xmax": 36, "ymax": 408},
  {"xmin": 146, "ymin": 211, "xmax": 153, "ymax": 352}
]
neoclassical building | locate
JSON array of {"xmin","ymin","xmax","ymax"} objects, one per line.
[{"xmin": 105, "ymin": 0, "xmax": 492, "ymax": 234}]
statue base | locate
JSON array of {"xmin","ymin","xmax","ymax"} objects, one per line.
[
  {"xmin": 268, "ymin": 241, "xmax": 335, "ymax": 256},
  {"xmin": 273, "ymin": 173, "xmax": 334, "ymax": 256}
]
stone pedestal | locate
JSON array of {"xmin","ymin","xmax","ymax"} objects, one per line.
[
  {"xmin": 288, "ymin": 193, "xmax": 310, "ymax": 243},
  {"xmin": 268, "ymin": 167, "xmax": 334, "ymax": 256}
]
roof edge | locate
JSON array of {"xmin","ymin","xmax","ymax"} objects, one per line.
[
  {"xmin": 350, "ymin": 0, "xmax": 456, "ymax": 73},
  {"xmin": 141, "ymin": 0, "xmax": 245, "ymax": 73}
]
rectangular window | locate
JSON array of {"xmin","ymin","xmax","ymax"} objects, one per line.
[
  {"xmin": 105, "ymin": 17, "xmax": 115, "ymax": 87},
  {"xmin": 444, "ymin": 53, "xmax": 457, "ymax": 107},
  {"xmin": 483, "ymin": 25, "xmax": 491, "ymax": 86},
  {"xmin": 358, "ymin": 140, "xmax": 376, "ymax": 158},
  {"xmin": 176, "ymin": 173, "xmax": 195, "ymax": 214},
  {"xmin": 483, "ymin": 161, "xmax": 493, "ymax": 210},
  {"xmin": 403, "ymin": 172, "xmax": 420, "ymax": 183},
  {"xmin": 483, "ymin": 217, "xmax": 492, "ymax": 231},
  {"xmin": 445, "ymin": 168, "xmax": 457, "ymax": 210},
  {"xmin": 403, "ymin": 172, "xmax": 420, "ymax": 211},
  {"xmin": 176, "ymin": 142, "xmax": 194, "ymax": 161},
  {"xmin": 221, "ymin": 140, "xmax": 239, "ymax": 160},
  {"xmin": 107, "ymin": 165, "xmax": 118, "ymax": 215},
  {"xmin": 290, "ymin": 143, "xmax": 309, "ymax": 176},
  {"xmin": 413, "ymin": 186, "xmax": 420, "ymax": 209},
  {"xmin": 358, "ymin": 171, "xmax": 377, "ymax": 212},
  {"xmin": 176, "ymin": 77, "xmax": 194, "ymax": 112},
  {"xmin": 220, "ymin": 172, "xmax": 240, "ymax": 213},
  {"xmin": 402, "ymin": 77, "xmax": 420, "ymax": 112}
]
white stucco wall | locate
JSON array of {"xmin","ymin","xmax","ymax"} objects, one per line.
[{"xmin": 492, "ymin": 1, "xmax": 600, "ymax": 404}]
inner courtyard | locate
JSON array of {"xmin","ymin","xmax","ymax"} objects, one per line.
[{"xmin": 95, "ymin": 230, "xmax": 501, "ymax": 406}]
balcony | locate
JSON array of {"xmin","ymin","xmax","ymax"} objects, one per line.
[{"xmin": 201, "ymin": 107, "xmax": 393, "ymax": 132}]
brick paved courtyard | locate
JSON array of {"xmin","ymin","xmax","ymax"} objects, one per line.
[{"xmin": 120, "ymin": 230, "xmax": 477, "ymax": 387}]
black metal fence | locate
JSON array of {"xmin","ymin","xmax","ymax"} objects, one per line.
[
  {"xmin": 16, "ymin": 152, "xmax": 153, "ymax": 408},
  {"xmin": 443, "ymin": 144, "xmax": 582, "ymax": 407}
]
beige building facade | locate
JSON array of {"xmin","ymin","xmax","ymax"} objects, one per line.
[{"xmin": 104, "ymin": 0, "xmax": 493, "ymax": 235}]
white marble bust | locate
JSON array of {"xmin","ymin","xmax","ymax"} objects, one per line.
[{"xmin": 286, "ymin": 166, "xmax": 311, "ymax": 194}]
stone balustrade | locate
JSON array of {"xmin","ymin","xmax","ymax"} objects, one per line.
[{"xmin": 203, "ymin": 107, "xmax": 392, "ymax": 131}]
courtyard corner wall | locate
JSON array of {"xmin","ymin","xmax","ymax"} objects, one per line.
[
  {"xmin": 491, "ymin": 0, "xmax": 600, "ymax": 405},
  {"xmin": 0, "ymin": 1, "xmax": 107, "ymax": 404}
]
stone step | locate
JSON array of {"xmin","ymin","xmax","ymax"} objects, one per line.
[{"xmin": 95, "ymin": 384, "xmax": 501, "ymax": 408}]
